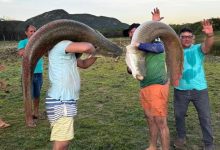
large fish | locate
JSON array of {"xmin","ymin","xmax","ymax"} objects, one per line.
[
  {"xmin": 125, "ymin": 21, "xmax": 183, "ymax": 86},
  {"xmin": 22, "ymin": 19, "xmax": 122, "ymax": 127}
]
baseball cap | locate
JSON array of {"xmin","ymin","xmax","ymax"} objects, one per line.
[{"xmin": 123, "ymin": 23, "xmax": 140, "ymax": 37}]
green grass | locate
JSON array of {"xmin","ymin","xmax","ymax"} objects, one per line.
[{"xmin": 0, "ymin": 39, "xmax": 220, "ymax": 150}]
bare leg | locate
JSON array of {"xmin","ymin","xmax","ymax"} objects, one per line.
[
  {"xmin": 53, "ymin": 141, "xmax": 70, "ymax": 150},
  {"xmin": 155, "ymin": 117, "xmax": 170, "ymax": 150},
  {"xmin": 144, "ymin": 109, "xmax": 158, "ymax": 150}
]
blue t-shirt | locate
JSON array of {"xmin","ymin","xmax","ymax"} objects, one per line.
[
  {"xmin": 175, "ymin": 44, "xmax": 207, "ymax": 90},
  {"xmin": 47, "ymin": 40, "xmax": 80, "ymax": 101},
  {"xmin": 17, "ymin": 38, "xmax": 43, "ymax": 73}
]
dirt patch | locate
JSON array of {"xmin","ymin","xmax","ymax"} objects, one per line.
[{"xmin": 0, "ymin": 46, "xmax": 18, "ymax": 61}]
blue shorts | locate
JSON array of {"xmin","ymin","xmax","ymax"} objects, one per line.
[{"xmin": 32, "ymin": 73, "xmax": 43, "ymax": 98}]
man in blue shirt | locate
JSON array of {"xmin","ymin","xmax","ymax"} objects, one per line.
[
  {"xmin": 17, "ymin": 25, "xmax": 43, "ymax": 124},
  {"xmin": 173, "ymin": 20, "xmax": 214, "ymax": 150}
]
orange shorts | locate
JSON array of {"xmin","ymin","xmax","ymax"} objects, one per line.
[{"xmin": 140, "ymin": 83, "xmax": 169, "ymax": 117}]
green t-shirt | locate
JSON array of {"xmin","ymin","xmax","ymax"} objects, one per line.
[{"xmin": 140, "ymin": 52, "xmax": 168, "ymax": 88}]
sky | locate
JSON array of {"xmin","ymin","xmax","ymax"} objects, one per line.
[{"xmin": 0, "ymin": 0, "xmax": 219, "ymax": 25}]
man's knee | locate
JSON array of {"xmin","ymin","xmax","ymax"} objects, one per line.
[
  {"xmin": 144, "ymin": 113, "xmax": 155, "ymax": 125},
  {"xmin": 174, "ymin": 109, "xmax": 186, "ymax": 120},
  {"xmin": 155, "ymin": 117, "xmax": 167, "ymax": 129}
]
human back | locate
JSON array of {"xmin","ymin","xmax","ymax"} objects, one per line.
[{"xmin": 47, "ymin": 40, "xmax": 80, "ymax": 101}]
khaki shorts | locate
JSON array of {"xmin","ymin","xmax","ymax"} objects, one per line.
[
  {"xmin": 140, "ymin": 83, "xmax": 169, "ymax": 117},
  {"xmin": 50, "ymin": 117, "xmax": 74, "ymax": 141}
]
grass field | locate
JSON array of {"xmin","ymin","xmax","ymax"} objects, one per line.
[{"xmin": 0, "ymin": 38, "xmax": 220, "ymax": 150}]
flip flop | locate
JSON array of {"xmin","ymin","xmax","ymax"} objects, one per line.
[
  {"xmin": 26, "ymin": 121, "xmax": 36, "ymax": 128},
  {"xmin": 0, "ymin": 122, "xmax": 10, "ymax": 129}
]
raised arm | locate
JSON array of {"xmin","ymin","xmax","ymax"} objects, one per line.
[
  {"xmin": 201, "ymin": 19, "xmax": 214, "ymax": 54},
  {"xmin": 133, "ymin": 7, "xmax": 165, "ymax": 53},
  {"xmin": 151, "ymin": 7, "xmax": 164, "ymax": 21}
]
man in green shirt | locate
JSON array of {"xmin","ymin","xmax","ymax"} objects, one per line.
[{"xmin": 124, "ymin": 8, "xmax": 170, "ymax": 150}]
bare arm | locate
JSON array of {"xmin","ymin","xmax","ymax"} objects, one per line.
[
  {"xmin": 77, "ymin": 56, "xmax": 97, "ymax": 69},
  {"xmin": 65, "ymin": 42, "xmax": 95, "ymax": 54},
  {"xmin": 17, "ymin": 48, "xmax": 25, "ymax": 57},
  {"xmin": 151, "ymin": 7, "xmax": 164, "ymax": 21},
  {"xmin": 65, "ymin": 42, "xmax": 97, "ymax": 69},
  {"xmin": 201, "ymin": 19, "xmax": 214, "ymax": 54},
  {"xmin": 132, "ymin": 7, "xmax": 165, "ymax": 52}
]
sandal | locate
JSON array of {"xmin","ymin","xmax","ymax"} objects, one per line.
[
  {"xmin": 0, "ymin": 121, "xmax": 10, "ymax": 129},
  {"xmin": 26, "ymin": 121, "xmax": 36, "ymax": 128}
]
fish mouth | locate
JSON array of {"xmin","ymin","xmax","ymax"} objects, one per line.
[
  {"xmin": 106, "ymin": 51, "xmax": 122, "ymax": 58},
  {"xmin": 95, "ymin": 45, "xmax": 122, "ymax": 58}
]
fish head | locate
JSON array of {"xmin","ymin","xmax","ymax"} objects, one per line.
[
  {"xmin": 92, "ymin": 30, "xmax": 123, "ymax": 58},
  {"xmin": 125, "ymin": 44, "xmax": 146, "ymax": 80}
]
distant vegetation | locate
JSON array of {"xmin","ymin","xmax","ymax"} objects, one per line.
[
  {"xmin": 170, "ymin": 18, "xmax": 220, "ymax": 35},
  {"xmin": 0, "ymin": 20, "xmax": 24, "ymax": 41},
  {"xmin": 0, "ymin": 9, "xmax": 220, "ymax": 41}
]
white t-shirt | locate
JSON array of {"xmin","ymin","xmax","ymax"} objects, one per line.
[{"xmin": 47, "ymin": 40, "xmax": 80, "ymax": 100}]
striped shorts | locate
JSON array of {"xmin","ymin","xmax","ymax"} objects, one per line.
[{"xmin": 45, "ymin": 97, "xmax": 77, "ymax": 124}]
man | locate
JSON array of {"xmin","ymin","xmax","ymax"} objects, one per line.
[
  {"xmin": 45, "ymin": 40, "xmax": 97, "ymax": 150},
  {"xmin": 173, "ymin": 20, "xmax": 214, "ymax": 150},
  {"xmin": 17, "ymin": 25, "xmax": 43, "ymax": 122},
  {"xmin": 124, "ymin": 8, "xmax": 170, "ymax": 150}
]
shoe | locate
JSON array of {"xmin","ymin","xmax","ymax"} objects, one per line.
[
  {"xmin": 204, "ymin": 144, "xmax": 215, "ymax": 150},
  {"xmin": 173, "ymin": 138, "xmax": 186, "ymax": 149}
]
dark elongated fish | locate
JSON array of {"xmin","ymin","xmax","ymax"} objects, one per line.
[
  {"xmin": 22, "ymin": 19, "xmax": 122, "ymax": 127},
  {"xmin": 125, "ymin": 21, "xmax": 183, "ymax": 86}
]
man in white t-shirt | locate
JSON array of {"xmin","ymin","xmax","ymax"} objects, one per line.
[{"xmin": 45, "ymin": 40, "xmax": 97, "ymax": 150}]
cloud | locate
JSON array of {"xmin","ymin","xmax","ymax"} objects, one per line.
[{"xmin": 0, "ymin": 0, "xmax": 13, "ymax": 3}]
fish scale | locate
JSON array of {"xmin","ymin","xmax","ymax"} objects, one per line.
[
  {"xmin": 22, "ymin": 19, "xmax": 122, "ymax": 127},
  {"xmin": 126, "ymin": 21, "xmax": 184, "ymax": 86}
]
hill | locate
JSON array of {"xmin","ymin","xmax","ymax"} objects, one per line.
[
  {"xmin": 0, "ymin": 9, "xmax": 220, "ymax": 41},
  {"xmin": 0, "ymin": 9, "xmax": 129, "ymax": 41}
]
